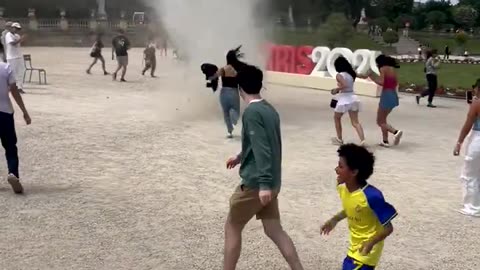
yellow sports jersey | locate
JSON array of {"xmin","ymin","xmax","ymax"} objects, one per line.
[{"xmin": 337, "ymin": 184, "xmax": 397, "ymax": 267}]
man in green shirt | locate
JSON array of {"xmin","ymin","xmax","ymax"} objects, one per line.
[{"xmin": 224, "ymin": 65, "xmax": 304, "ymax": 270}]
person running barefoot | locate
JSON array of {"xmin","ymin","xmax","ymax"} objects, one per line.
[
  {"xmin": 86, "ymin": 33, "xmax": 109, "ymax": 75},
  {"xmin": 322, "ymin": 144, "xmax": 397, "ymax": 270},
  {"xmin": 224, "ymin": 65, "xmax": 304, "ymax": 270},
  {"xmin": 330, "ymin": 57, "xmax": 366, "ymax": 146},
  {"xmin": 363, "ymin": 55, "xmax": 403, "ymax": 147},
  {"xmin": 453, "ymin": 79, "xmax": 480, "ymax": 217},
  {"xmin": 0, "ymin": 61, "xmax": 31, "ymax": 194}
]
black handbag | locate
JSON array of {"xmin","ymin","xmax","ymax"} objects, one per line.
[{"xmin": 330, "ymin": 98, "xmax": 338, "ymax": 109}]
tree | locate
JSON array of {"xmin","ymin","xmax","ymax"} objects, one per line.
[
  {"xmin": 426, "ymin": 10, "xmax": 447, "ymax": 30},
  {"xmin": 376, "ymin": 0, "xmax": 414, "ymax": 19},
  {"xmin": 455, "ymin": 31, "xmax": 468, "ymax": 51},
  {"xmin": 453, "ymin": 5, "xmax": 479, "ymax": 28},
  {"xmin": 374, "ymin": 16, "xmax": 392, "ymax": 32},
  {"xmin": 383, "ymin": 29, "xmax": 399, "ymax": 46},
  {"xmin": 324, "ymin": 13, "xmax": 354, "ymax": 47}
]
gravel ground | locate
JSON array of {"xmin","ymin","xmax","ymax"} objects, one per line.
[{"xmin": 0, "ymin": 47, "xmax": 478, "ymax": 270}]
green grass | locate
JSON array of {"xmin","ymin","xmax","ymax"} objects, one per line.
[
  {"xmin": 271, "ymin": 28, "xmax": 394, "ymax": 53},
  {"xmin": 398, "ymin": 62, "xmax": 479, "ymax": 89},
  {"xmin": 411, "ymin": 33, "xmax": 480, "ymax": 55}
]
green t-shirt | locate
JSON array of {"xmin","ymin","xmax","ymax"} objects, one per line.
[{"xmin": 239, "ymin": 100, "xmax": 282, "ymax": 191}]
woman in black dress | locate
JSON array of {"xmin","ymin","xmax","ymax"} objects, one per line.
[{"xmin": 86, "ymin": 33, "xmax": 109, "ymax": 75}]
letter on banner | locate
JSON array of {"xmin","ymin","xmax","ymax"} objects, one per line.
[
  {"xmin": 352, "ymin": 49, "xmax": 371, "ymax": 75},
  {"xmin": 275, "ymin": 45, "xmax": 296, "ymax": 73},
  {"xmin": 265, "ymin": 44, "xmax": 276, "ymax": 71},
  {"xmin": 326, "ymin": 48, "xmax": 354, "ymax": 77},
  {"xmin": 310, "ymin": 46, "xmax": 330, "ymax": 76},
  {"xmin": 295, "ymin": 46, "xmax": 314, "ymax": 75}
]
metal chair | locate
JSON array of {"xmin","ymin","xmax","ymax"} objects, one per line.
[{"xmin": 23, "ymin": 54, "xmax": 47, "ymax": 85}]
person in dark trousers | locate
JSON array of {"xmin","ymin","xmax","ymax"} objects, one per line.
[
  {"xmin": 0, "ymin": 61, "xmax": 31, "ymax": 194},
  {"xmin": 111, "ymin": 29, "xmax": 131, "ymax": 82},
  {"xmin": 444, "ymin": 45, "xmax": 450, "ymax": 60},
  {"xmin": 224, "ymin": 64, "xmax": 304, "ymax": 270},
  {"xmin": 142, "ymin": 42, "xmax": 157, "ymax": 77},
  {"xmin": 416, "ymin": 50, "xmax": 440, "ymax": 108},
  {"xmin": 86, "ymin": 33, "xmax": 109, "ymax": 75}
]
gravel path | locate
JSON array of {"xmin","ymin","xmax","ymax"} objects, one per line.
[{"xmin": 0, "ymin": 47, "xmax": 478, "ymax": 270}]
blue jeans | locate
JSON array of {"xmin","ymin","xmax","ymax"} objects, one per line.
[
  {"xmin": 0, "ymin": 112, "xmax": 19, "ymax": 178},
  {"xmin": 219, "ymin": 87, "xmax": 240, "ymax": 134}
]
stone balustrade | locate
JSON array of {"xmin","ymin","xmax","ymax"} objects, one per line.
[{"xmin": 0, "ymin": 7, "xmax": 147, "ymax": 32}]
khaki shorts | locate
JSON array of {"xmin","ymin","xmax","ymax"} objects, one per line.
[
  {"xmin": 228, "ymin": 185, "xmax": 280, "ymax": 224},
  {"xmin": 117, "ymin": 55, "xmax": 128, "ymax": 66}
]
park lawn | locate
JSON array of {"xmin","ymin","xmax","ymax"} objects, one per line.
[
  {"xmin": 271, "ymin": 28, "xmax": 393, "ymax": 53},
  {"xmin": 398, "ymin": 62, "xmax": 479, "ymax": 89},
  {"xmin": 411, "ymin": 33, "xmax": 480, "ymax": 55}
]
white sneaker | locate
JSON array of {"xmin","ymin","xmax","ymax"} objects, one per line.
[
  {"xmin": 7, "ymin": 174, "xmax": 24, "ymax": 194},
  {"xmin": 331, "ymin": 137, "xmax": 344, "ymax": 146},
  {"xmin": 456, "ymin": 208, "xmax": 480, "ymax": 217},
  {"xmin": 380, "ymin": 141, "xmax": 390, "ymax": 148},
  {"xmin": 394, "ymin": 130, "xmax": 404, "ymax": 146}
]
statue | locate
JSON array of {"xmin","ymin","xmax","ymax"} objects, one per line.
[
  {"xmin": 358, "ymin": 8, "xmax": 367, "ymax": 25},
  {"xmin": 97, "ymin": 0, "xmax": 107, "ymax": 20}
]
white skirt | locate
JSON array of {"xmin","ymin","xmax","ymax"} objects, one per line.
[{"xmin": 333, "ymin": 93, "xmax": 361, "ymax": 113}]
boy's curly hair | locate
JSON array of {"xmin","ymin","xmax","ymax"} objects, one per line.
[{"xmin": 337, "ymin": 144, "xmax": 375, "ymax": 185}]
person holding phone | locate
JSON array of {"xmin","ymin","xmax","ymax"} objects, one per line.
[{"xmin": 454, "ymin": 79, "xmax": 480, "ymax": 217}]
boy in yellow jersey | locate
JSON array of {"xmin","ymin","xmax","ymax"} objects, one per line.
[{"xmin": 321, "ymin": 144, "xmax": 397, "ymax": 269}]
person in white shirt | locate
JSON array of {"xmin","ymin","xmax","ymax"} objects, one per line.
[
  {"xmin": 0, "ymin": 61, "xmax": 31, "ymax": 194},
  {"xmin": 5, "ymin": 22, "xmax": 26, "ymax": 94},
  {"xmin": 1, "ymin": 21, "xmax": 13, "ymax": 62}
]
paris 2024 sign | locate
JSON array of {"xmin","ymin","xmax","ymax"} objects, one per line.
[{"xmin": 265, "ymin": 44, "xmax": 381, "ymax": 78}]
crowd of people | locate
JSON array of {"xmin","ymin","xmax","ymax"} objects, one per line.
[
  {"xmin": 86, "ymin": 29, "xmax": 166, "ymax": 81},
  {"xmin": 207, "ymin": 47, "xmax": 480, "ymax": 269},
  {"xmin": 0, "ymin": 21, "xmax": 479, "ymax": 269}
]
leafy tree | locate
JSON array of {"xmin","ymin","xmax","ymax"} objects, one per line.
[
  {"xmin": 426, "ymin": 10, "xmax": 447, "ymax": 30},
  {"xmin": 324, "ymin": 13, "xmax": 354, "ymax": 47},
  {"xmin": 383, "ymin": 29, "xmax": 399, "ymax": 46},
  {"xmin": 376, "ymin": 0, "xmax": 414, "ymax": 20},
  {"xmin": 453, "ymin": 5, "xmax": 479, "ymax": 28},
  {"xmin": 374, "ymin": 16, "xmax": 392, "ymax": 32}
]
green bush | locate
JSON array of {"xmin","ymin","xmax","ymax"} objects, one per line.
[{"xmin": 383, "ymin": 30, "xmax": 399, "ymax": 46}]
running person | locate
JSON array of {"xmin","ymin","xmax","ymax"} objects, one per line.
[
  {"xmin": 322, "ymin": 144, "xmax": 397, "ymax": 270},
  {"xmin": 210, "ymin": 46, "xmax": 247, "ymax": 138},
  {"xmin": 454, "ymin": 79, "xmax": 480, "ymax": 217},
  {"xmin": 364, "ymin": 55, "xmax": 403, "ymax": 147},
  {"xmin": 416, "ymin": 49, "xmax": 440, "ymax": 108},
  {"xmin": 142, "ymin": 41, "xmax": 157, "ymax": 77},
  {"xmin": 111, "ymin": 29, "xmax": 130, "ymax": 82},
  {"xmin": 86, "ymin": 33, "xmax": 109, "ymax": 75},
  {"xmin": 0, "ymin": 61, "xmax": 31, "ymax": 194},
  {"xmin": 224, "ymin": 65, "xmax": 304, "ymax": 270},
  {"xmin": 331, "ymin": 57, "xmax": 366, "ymax": 146}
]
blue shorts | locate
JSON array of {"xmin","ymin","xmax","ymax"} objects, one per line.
[
  {"xmin": 379, "ymin": 89, "xmax": 399, "ymax": 110},
  {"xmin": 343, "ymin": 256, "xmax": 375, "ymax": 270}
]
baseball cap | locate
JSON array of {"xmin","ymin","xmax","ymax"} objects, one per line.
[
  {"xmin": 5, "ymin": 21, "xmax": 13, "ymax": 27},
  {"xmin": 11, "ymin": 22, "xmax": 22, "ymax": 29}
]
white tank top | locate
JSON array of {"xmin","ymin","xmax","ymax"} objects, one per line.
[{"xmin": 339, "ymin": 72, "xmax": 354, "ymax": 94}]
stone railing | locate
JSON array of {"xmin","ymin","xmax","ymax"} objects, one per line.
[{"xmin": 0, "ymin": 7, "xmax": 147, "ymax": 32}]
